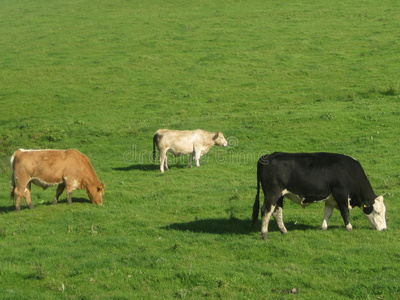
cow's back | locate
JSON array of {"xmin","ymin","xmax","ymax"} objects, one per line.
[
  {"xmin": 13, "ymin": 149, "xmax": 67, "ymax": 173},
  {"xmin": 258, "ymin": 152, "xmax": 368, "ymax": 194},
  {"xmin": 12, "ymin": 149, "xmax": 91, "ymax": 181},
  {"xmin": 155, "ymin": 129, "xmax": 201, "ymax": 154},
  {"xmin": 155, "ymin": 129, "xmax": 199, "ymax": 140}
]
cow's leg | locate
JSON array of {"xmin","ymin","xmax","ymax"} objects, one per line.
[
  {"xmin": 272, "ymin": 196, "xmax": 287, "ymax": 234},
  {"xmin": 159, "ymin": 150, "xmax": 168, "ymax": 173},
  {"xmin": 261, "ymin": 202, "xmax": 276, "ymax": 239},
  {"xmin": 340, "ymin": 208, "xmax": 353, "ymax": 231},
  {"xmin": 188, "ymin": 153, "xmax": 194, "ymax": 168},
  {"xmin": 321, "ymin": 202, "xmax": 334, "ymax": 231},
  {"xmin": 24, "ymin": 182, "xmax": 33, "ymax": 209},
  {"xmin": 52, "ymin": 183, "xmax": 65, "ymax": 205},
  {"xmin": 13, "ymin": 174, "xmax": 31, "ymax": 211},
  {"xmin": 194, "ymin": 150, "xmax": 201, "ymax": 167},
  {"xmin": 14, "ymin": 182, "xmax": 27, "ymax": 211},
  {"xmin": 14, "ymin": 190, "xmax": 23, "ymax": 211},
  {"xmin": 164, "ymin": 155, "xmax": 168, "ymax": 171},
  {"xmin": 260, "ymin": 191, "xmax": 280, "ymax": 239},
  {"xmin": 333, "ymin": 192, "xmax": 352, "ymax": 231},
  {"xmin": 66, "ymin": 192, "xmax": 73, "ymax": 205},
  {"xmin": 65, "ymin": 183, "xmax": 74, "ymax": 205}
]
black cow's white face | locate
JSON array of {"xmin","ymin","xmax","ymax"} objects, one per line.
[{"xmin": 363, "ymin": 196, "xmax": 387, "ymax": 231}]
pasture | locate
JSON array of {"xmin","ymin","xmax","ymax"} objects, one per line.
[{"xmin": 0, "ymin": 0, "xmax": 399, "ymax": 298}]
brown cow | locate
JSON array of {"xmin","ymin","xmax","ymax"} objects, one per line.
[
  {"xmin": 10, "ymin": 149, "xmax": 105, "ymax": 211},
  {"xmin": 153, "ymin": 129, "xmax": 228, "ymax": 173}
]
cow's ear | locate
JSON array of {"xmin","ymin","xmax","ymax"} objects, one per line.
[
  {"xmin": 213, "ymin": 131, "xmax": 222, "ymax": 140},
  {"xmin": 98, "ymin": 183, "xmax": 105, "ymax": 192},
  {"xmin": 363, "ymin": 204, "xmax": 373, "ymax": 214}
]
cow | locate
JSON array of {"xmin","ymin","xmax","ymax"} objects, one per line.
[
  {"xmin": 10, "ymin": 149, "xmax": 105, "ymax": 211},
  {"xmin": 252, "ymin": 152, "xmax": 387, "ymax": 239},
  {"xmin": 153, "ymin": 129, "xmax": 228, "ymax": 173}
]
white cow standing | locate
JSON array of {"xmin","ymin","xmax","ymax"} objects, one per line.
[{"xmin": 153, "ymin": 129, "xmax": 228, "ymax": 173}]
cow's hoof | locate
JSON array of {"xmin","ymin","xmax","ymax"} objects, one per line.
[
  {"xmin": 321, "ymin": 226, "xmax": 328, "ymax": 231},
  {"xmin": 346, "ymin": 224, "xmax": 353, "ymax": 231},
  {"xmin": 261, "ymin": 232, "xmax": 268, "ymax": 240},
  {"xmin": 28, "ymin": 205, "xmax": 34, "ymax": 210},
  {"xmin": 15, "ymin": 206, "xmax": 21, "ymax": 212},
  {"xmin": 280, "ymin": 229, "xmax": 288, "ymax": 234}
]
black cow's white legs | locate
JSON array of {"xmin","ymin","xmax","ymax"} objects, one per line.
[
  {"xmin": 333, "ymin": 192, "xmax": 353, "ymax": 231},
  {"xmin": 321, "ymin": 202, "xmax": 334, "ymax": 231},
  {"xmin": 261, "ymin": 204, "xmax": 275, "ymax": 239},
  {"xmin": 272, "ymin": 206, "xmax": 287, "ymax": 234}
]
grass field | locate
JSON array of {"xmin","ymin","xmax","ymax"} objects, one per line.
[{"xmin": 1, "ymin": 0, "xmax": 399, "ymax": 298}]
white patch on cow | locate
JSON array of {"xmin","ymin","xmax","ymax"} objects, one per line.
[
  {"xmin": 346, "ymin": 223, "xmax": 353, "ymax": 231},
  {"xmin": 321, "ymin": 219, "xmax": 328, "ymax": 231},
  {"xmin": 321, "ymin": 200, "xmax": 336, "ymax": 231},
  {"xmin": 281, "ymin": 190, "xmax": 306, "ymax": 207},
  {"xmin": 19, "ymin": 149, "xmax": 55, "ymax": 153},
  {"xmin": 30, "ymin": 177, "xmax": 62, "ymax": 188},
  {"xmin": 272, "ymin": 206, "xmax": 287, "ymax": 234},
  {"xmin": 281, "ymin": 189, "xmax": 289, "ymax": 196},
  {"xmin": 261, "ymin": 204, "xmax": 276, "ymax": 239},
  {"xmin": 73, "ymin": 179, "xmax": 79, "ymax": 190},
  {"xmin": 348, "ymin": 196, "xmax": 353, "ymax": 209},
  {"xmin": 364, "ymin": 195, "xmax": 387, "ymax": 231},
  {"xmin": 281, "ymin": 189, "xmax": 334, "ymax": 208}
]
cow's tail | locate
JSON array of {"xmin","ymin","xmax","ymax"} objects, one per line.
[
  {"xmin": 152, "ymin": 132, "xmax": 158, "ymax": 162},
  {"xmin": 10, "ymin": 153, "xmax": 16, "ymax": 200},
  {"xmin": 252, "ymin": 163, "xmax": 261, "ymax": 224}
]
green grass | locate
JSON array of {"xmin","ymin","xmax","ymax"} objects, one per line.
[{"xmin": 1, "ymin": 0, "xmax": 400, "ymax": 298}]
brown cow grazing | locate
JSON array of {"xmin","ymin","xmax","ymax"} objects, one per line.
[
  {"xmin": 153, "ymin": 129, "xmax": 228, "ymax": 173},
  {"xmin": 10, "ymin": 149, "xmax": 105, "ymax": 211}
]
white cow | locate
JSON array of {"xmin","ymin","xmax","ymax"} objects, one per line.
[{"xmin": 153, "ymin": 129, "xmax": 228, "ymax": 173}]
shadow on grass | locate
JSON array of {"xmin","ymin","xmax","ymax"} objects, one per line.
[
  {"xmin": 113, "ymin": 164, "xmax": 159, "ymax": 172},
  {"xmin": 0, "ymin": 197, "xmax": 92, "ymax": 213},
  {"xmin": 113, "ymin": 164, "xmax": 187, "ymax": 172},
  {"xmin": 55, "ymin": 197, "xmax": 92, "ymax": 205},
  {"xmin": 0, "ymin": 204, "xmax": 16, "ymax": 213},
  {"xmin": 162, "ymin": 218, "xmax": 319, "ymax": 235}
]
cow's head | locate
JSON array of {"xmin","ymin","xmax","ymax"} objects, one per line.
[
  {"xmin": 87, "ymin": 182, "xmax": 105, "ymax": 205},
  {"xmin": 214, "ymin": 131, "xmax": 228, "ymax": 147},
  {"xmin": 363, "ymin": 195, "xmax": 387, "ymax": 231}
]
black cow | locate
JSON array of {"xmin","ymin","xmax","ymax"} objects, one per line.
[{"xmin": 252, "ymin": 152, "xmax": 387, "ymax": 239}]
